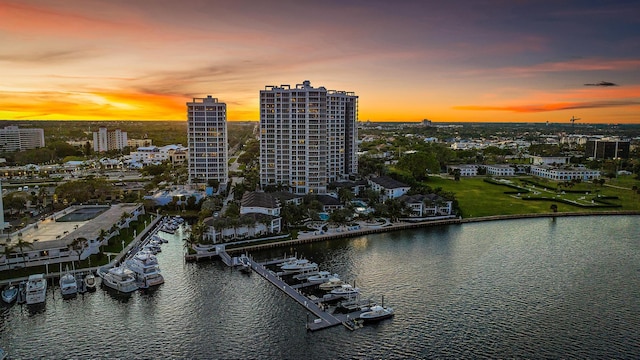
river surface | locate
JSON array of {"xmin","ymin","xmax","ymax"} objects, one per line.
[{"xmin": 1, "ymin": 216, "xmax": 639, "ymax": 359}]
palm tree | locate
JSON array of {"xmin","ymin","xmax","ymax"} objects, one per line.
[
  {"xmin": 70, "ymin": 237, "xmax": 86, "ymax": 266},
  {"xmin": 1, "ymin": 244, "xmax": 15, "ymax": 266},
  {"xmin": 120, "ymin": 212, "xmax": 131, "ymax": 227},
  {"xmin": 97, "ymin": 228, "xmax": 108, "ymax": 254},
  {"xmin": 14, "ymin": 237, "xmax": 33, "ymax": 267}
]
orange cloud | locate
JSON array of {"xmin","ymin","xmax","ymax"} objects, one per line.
[
  {"xmin": 0, "ymin": 90, "xmax": 186, "ymax": 120},
  {"xmin": 454, "ymin": 101, "xmax": 640, "ymax": 113}
]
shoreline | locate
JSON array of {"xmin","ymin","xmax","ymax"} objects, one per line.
[{"xmin": 227, "ymin": 210, "xmax": 640, "ymax": 254}]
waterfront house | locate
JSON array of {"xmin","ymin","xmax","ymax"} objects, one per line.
[
  {"xmin": 398, "ymin": 194, "xmax": 453, "ymax": 218},
  {"xmin": 368, "ymin": 176, "xmax": 411, "ymax": 201}
]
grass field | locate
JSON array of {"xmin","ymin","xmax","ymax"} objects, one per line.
[{"xmin": 426, "ymin": 175, "xmax": 640, "ymax": 218}]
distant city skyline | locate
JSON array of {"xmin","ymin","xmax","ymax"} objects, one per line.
[{"xmin": 1, "ymin": 0, "xmax": 639, "ymax": 124}]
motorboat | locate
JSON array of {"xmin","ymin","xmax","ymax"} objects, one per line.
[
  {"xmin": 152, "ymin": 234, "xmax": 167, "ymax": 244},
  {"xmin": 26, "ymin": 273, "xmax": 47, "ymax": 305},
  {"xmin": 359, "ymin": 305, "xmax": 395, "ymax": 322},
  {"xmin": 307, "ymin": 271, "xmax": 340, "ymax": 284},
  {"xmin": 84, "ymin": 273, "xmax": 97, "ymax": 292},
  {"xmin": 142, "ymin": 243, "xmax": 161, "ymax": 254},
  {"xmin": 279, "ymin": 258, "xmax": 309, "ymax": 269},
  {"xmin": 1, "ymin": 283, "xmax": 18, "ymax": 304},
  {"xmin": 125, "ymin": 251, "xmax": 164, "ymax": 288},
  {"xmin": 280, "ymin": 259, "xmax": 319, "ymax": 273},
  {"xmin": 59, "ymin": 271, "xmax": 78, "ymax": 298},
  {"xmin": 293, "ymin": 269, "xmax": 319, "ymax": 281},
  {"xmin": 318, "ymin": 278, "xmax": 345, "ymax": 291},
  {"xmin": 97, "ymin": 266, "xmax": 139, "ymax": 293},
  {"xmin": 330, "ymin": 284, "xmax": 360, "ymax": 297},
  {"xmin": 238, "ymin": 254, "xmax": 252, "ymax": 274}
]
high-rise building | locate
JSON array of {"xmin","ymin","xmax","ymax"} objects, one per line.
[
  {"xmin": 187, "ymin": 95, "xmax": 228, "ymax": 185},
  {"xmin": 93, "ymin": 127, "xmax": 127, "ymax": 152},
  {"xmin": 0, "ymin": 126, "xmax": 45, "ymax": 152},
  {"xmin": 585, "ymin": 139, "xmax": 630, "ymax": 159},
  {"xmin": 260, "ymin": 80, "xmax": 358, "ymax": 194}
]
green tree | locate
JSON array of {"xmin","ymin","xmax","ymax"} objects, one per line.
[
  {"xmin": 14, "ymin": 237, "xmax": 33, "ymax": 266},
  {"xmin": 70, "ymin": 237, "xmax": 87, "ymax": 265},
  {"xmin": 337, "ymin": 188, "xmax": 355, "ymax": 204},
  {"xmin": 1, "ymin": 244, "xmax": 15, "ymax": 266},
  {"xmin": 396, "ymin": 152, "xmax": 439, "ymax": 181},
  {"xmin": 358, "ymin": 156, "xmax": 386, "ymax": 177}
]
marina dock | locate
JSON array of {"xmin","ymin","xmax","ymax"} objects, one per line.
[
  {"xmin": 187, "ymin": 248, "xmax": 383, "ymax": 332},
  {"xmin": 245, "ymin": 256, "xmax": 344, "ymax": 331}
]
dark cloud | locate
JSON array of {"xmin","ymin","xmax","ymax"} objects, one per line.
[{"xmin": 584, "ymin": 81, "xmax": 619, "ymax": 86}]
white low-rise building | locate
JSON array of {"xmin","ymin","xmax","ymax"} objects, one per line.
[
  {"xmin": 529, "ymin": 156, "xmax": 570, "ymax": 166},
  {"xmin": 369, "ymin": 176, "xmax": 411, "ymax": 201},
  {"xmin": 399, "ymin": 194, "xmax": 453, "ymax": 218},
  {"xmin": 126, "ymin": 144, "xmax": 188, "ymax": 167},
  {"xmin": 447, "ymin": 165, "xmax": 479, "ymax": 177},
  {"xmin": 485, "ymin": 165, "xmax": 515, "ymax": 176},
  {"xmin": 530, "ymin": 165, "xmax": 600, "ymax": 181}
]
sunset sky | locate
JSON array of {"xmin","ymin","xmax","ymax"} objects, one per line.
[{"xmin": 1, "ymin": 0, "xmax": 639, "ymax": 123}]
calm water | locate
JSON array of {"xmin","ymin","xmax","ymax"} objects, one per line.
[{"xmin": 1, "ymin": 216, "xmax": 639, "ymax": 359}]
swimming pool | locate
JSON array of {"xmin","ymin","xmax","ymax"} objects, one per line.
[{"xmin": 56, "ymin": 206, "xmax": 109, "ymax": 222}]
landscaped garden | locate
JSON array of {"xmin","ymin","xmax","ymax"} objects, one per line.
[{"xmin": 425, "ymin": 175, "xmax": 640, "ymax": 218}]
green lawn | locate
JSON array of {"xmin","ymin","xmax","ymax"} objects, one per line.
[{"xmin": 426, "ymin": 176, "xmax": 640, "ymax": 218}]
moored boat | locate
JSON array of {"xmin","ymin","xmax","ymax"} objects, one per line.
[
  {"xmin": 59, "ymin": 271, "xmax": 78, "ymax": 298},
  {"xmin": 26, "ymin": 273, "xmax": 47, "ymax": 305},
  {"xmin": 280, "ymin": 259, "xmax": 319, "ymax": 273},
  {"xmin": 84, "ymin": 273, "xmax": 97, "ymax": 292},
  {"xmin": 238, "ymin": 254, "xmax": 252, "ymax": 274},
  {"xmin": 307, "ymin": 271, "xmax": 340, "ymax": 284},
  {"xmin": 330, "ymin": 284, "xmax": 360, "ymax": 297},
  {"xmin": 318, "ymin": 278, "xmax": 345, "ymax": 291},
  {"xmin": 1, "ymin": 283, "xmax": 18, "ymax": 304},
  {"xmin": 125, "ymin": 251, "xmax": 164, "ymax": 288},
  {"xmin": 97, "ymin": 266, "xmax": 139, "ymax": 293},
  {"xmin": 358, "ymin": 305, "xmax": 395, "ymax": 322}
]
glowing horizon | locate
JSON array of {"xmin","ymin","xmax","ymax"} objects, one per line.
[{"xmin": 1, "ymin": 1, "xmax": 639, "ymax": 124}]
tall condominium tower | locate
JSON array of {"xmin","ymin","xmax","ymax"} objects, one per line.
[
  {"xmin": 187, "ymin": 95, "xmax": 228, "ymax": 185},
  {"xmin": 93, "ymin": 127, "xmax": 127, "ymax": 152},
  {"xmin": 260, "ymin": 80, "xmax": 358, "ymax": 194}
]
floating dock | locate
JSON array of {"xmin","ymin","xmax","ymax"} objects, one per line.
[{"xmin": 245, "ymin": 256, "xmax": 345, "ymax": 331}]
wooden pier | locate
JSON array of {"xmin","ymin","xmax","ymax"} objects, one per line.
[
  {"xmin": 245, "ymin": 256, "xmax": 349, "ymax": 331},
  {"xmin": 188, "ymin": 248, "xmax": 372, "ymax": 332}
]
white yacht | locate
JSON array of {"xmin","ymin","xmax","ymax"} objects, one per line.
[
  {"xmin": 319, "ymin": 278, "xmax": 345, "ymax": 291},
  {"xmin": 97, "ymin": 266, "xmax": 139, "ymax": 293},
  {"xmin": 238, "ymin": 254, "xmax": 252, "ymax": 274},
  {"xmin": 359, "ymin": 305, "xmax": 395, "ymax": 322},
  {"xmin": 26, "ymin": 274, "xmax": 47, "ymax": 305},
  {"xmin": 59, "ymin": 272, "xmax": 78, "ymax": 298},
  {"xmin": 280, "ymin": 259, "xmax": 319, "ymax": 273},
  {"xmin": 279, "ymin": 258, "xmax": 309, "ymax": 269},
  {"xmin": 330, "ymin": 284, "xmax": 360, "ymax": 297},
  {"xmin": 125, "ymin": 251, "xmax": 164, "ymax": 288},
  {"xmin": 307, "ymin": 271, "xmax": 340, "ymax": 284}
]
